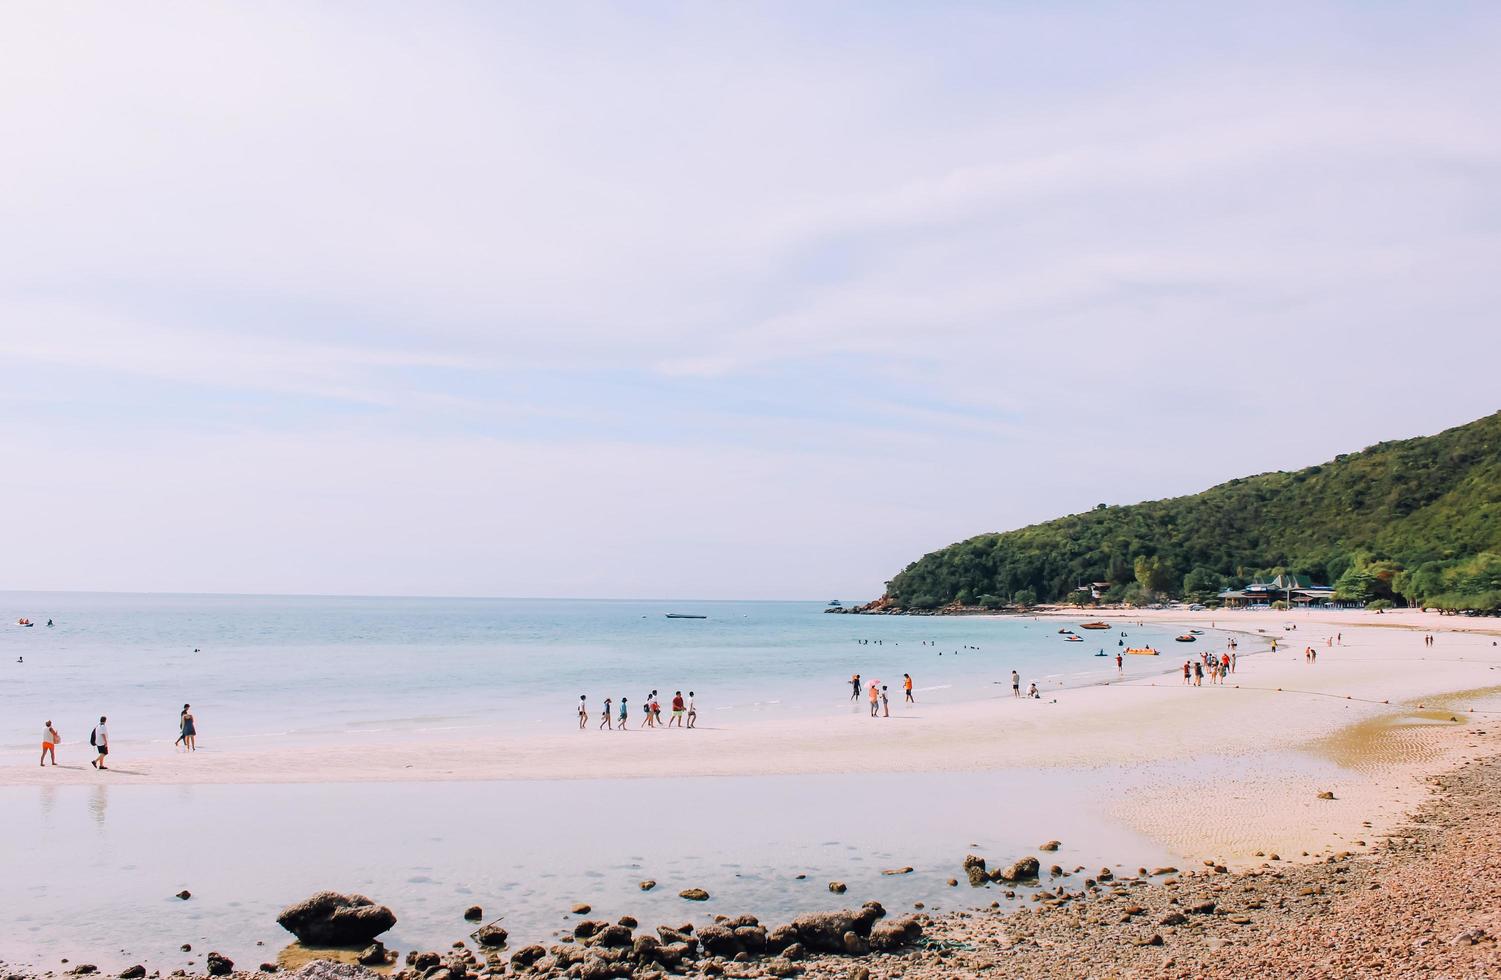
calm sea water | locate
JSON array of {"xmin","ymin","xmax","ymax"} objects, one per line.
[{"xmin": 0, "ymin": 593, "xmax": 1238, "ymax": 753}]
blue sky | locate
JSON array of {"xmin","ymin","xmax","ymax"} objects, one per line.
[{"xmin": 2, "ymin": 2, "xmax": 1498, "ymax": 598}]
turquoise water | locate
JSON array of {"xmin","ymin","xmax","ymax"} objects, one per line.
[{"xmin": 0, "ymin": 592, "xmax": 1238, "ymax": 754}]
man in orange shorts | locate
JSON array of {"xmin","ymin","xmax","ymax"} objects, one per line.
[{"xmin": 40, "ymin": 720, "xmax": 59, "ymax": 766}]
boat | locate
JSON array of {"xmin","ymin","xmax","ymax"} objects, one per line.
[
  {"xmin": 1080, "ymin": 621, "xmax": 1111, "ymax": 630},
  {"xmin": 1057, "ymin": 628, "xmax": 1076, "ymax": 635},
  {"xmin": 16, "ymin": 618, "xmax": 32, "ymax": 627},
  {"xmin": 1064, "ymin": 635, "xmax": 1083, "ymax": 642},
  {"xmin": 665, "ymin": 613, "xmax": 707, "ymax": 620},
  {"xmin": 1125, "ymin": 647, "xmax": 1159, "ymax": 656},
  {"xmin": 1175, "ymin": 634, "xmax": 1196, "ymax": 642},
  {"xmin": 827, "ymin": 600, "xmax": 843, "ymax": 608},
  {"xmin": 1188, "ymin": 629, "xmax": 1204, "ymax": 635}
]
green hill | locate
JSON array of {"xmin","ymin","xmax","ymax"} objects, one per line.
[{"xmin": 881, "ymin": 411, "xmax": 1501, "ymax": 612}]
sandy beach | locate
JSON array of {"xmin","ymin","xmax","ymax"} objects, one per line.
[{"xmin": 6, "ymin": 609, "xmax": 1499, "ymax": 875}]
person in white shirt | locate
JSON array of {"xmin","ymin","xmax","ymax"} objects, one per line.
[
  {"xmin": 91, "ymin": 716, "xmax": 109, "ymax": 770},
  {"xmin": 40, "ymin": 721, "xmax": 59, "ymax": 767},
  {"xmin": 685, "ymin": 691, "xmax": 697, "ymax": 729}
]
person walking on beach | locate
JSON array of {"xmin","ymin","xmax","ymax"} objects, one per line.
[
  {"xmin": 881, "ymin": 685, "xmax": 890, "ymax": 717},
  {"xmin": 618, "ymin": 697, "xmax": 629, "ymax": 730},
  {"xmin": 686, "ymin": 691, "xmax": 697, "ymax": 729},
  {"xmin": 40, "ymin": 720, "xmax": 59, "ymax": 766},
  {"xmin": 578, "ymin": 695, "xmax": 589, "ymax": 729},
  {"xmin": 1192, "ymin": 661, "xmax": 1203, "ymax": 686},
  {"xmin": 903, "ymin": 673, "xmax": 915, "ymax": 703},
  {"xmin": 600, "ymin": 697, "xmax": 613, "ymax": 730},
  {"xmin": 1011, "ymin": 670, "xmax": 1020, "ymax": 698},
  {"xmin": 179, "ymin": 704, "xmax": 197, "ymax": 751},
  {"xmin": 1183, "ymin": 661, "xmax": 1191, "ymax": 685},
  {"xmin": 1115, "ymin": 652, "xmax": 1123, "ymax": 675},
  {"xmin": 868, "ymin": 681, "xmax": 880, "ymax": 717},
  {"xmin": 669, "ymin": 691, "xmax": 685, "ymax": 728},
  {"xmin": 642, "ymin": 698, "xmax": 655, "ymax": 728},
  {"xmin": 90, "ymin": 716, "xmax": 109, "ymax": 770},
  {"xmin": 850, "ymin": 674, "xmax": 862, "ymax": 701}
]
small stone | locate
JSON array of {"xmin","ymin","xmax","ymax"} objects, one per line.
[
  {"xmin": 258, "ymin": 964, "xmax": 278, "ymax": 973},
  {"xmin": 180, "ymin": 946, "xmax": 191, "ymax": 953},
  {"xmin": 70, "ymin": 967, "xmax": 98, "ymax": 976},
  {"xmin": 618, "ymin": 915, "xmax": 638, "ymax": 929},
  {"xmin": 1159, "ymin": 912, "xmax": 1188, "ymax": 926},
  {"xmin": 828, "ymin": 881, "xmax": 847, "ymax": 894},
  {"xmin": 571, "ymin": 903, "xmax": 592, "ymax": 915},
  {"xmin": 205, "ymin": 953, "xmax": 233, "ymax": 977},
  {"xmin": 946, "ymin": 878, "xmax": 958, "ymax": 887},
  {"xmin": 1039, "ymin": 841, "xmax": 1061, "ymax": 851},
  {"xmin": 881, "ymin": 867, "xmax": 914, "ymax": 876},
  {"xmin": 1150, "ymin": 867, "xmax": 1178, "ymax": 876},
  {"xmin": 1135, "ymin": 934, "xmax": 1164, "ymax": 947},
  {"xmin": 639, "ymin": 880, "xmax": 656, "ymax": 891},
  {"xmin": 679, "ymin": 888, "xmax": 711, "ymax": 901},
  {"xmin": 1317, "ymin": 791, "xmax": 1335, "ymax": 800},
  {"xmin": 464, "ymin": 905, "xmax": 483, "ymax": 921},
  {"xmin": 121, "ymin": 968, "xmax": 146, "ymax": 980},
  {"xmin": 475, "ymin": 924, "xmax": 509, "ymax": 948},
  {"xmin": 175, "ymin": 891, "xmax": 191, "ymax": 901}
]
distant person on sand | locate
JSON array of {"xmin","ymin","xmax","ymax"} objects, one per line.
[
  {"xmin": 642, "ymin": 698, "xmax": 654, "ymax": 728},
  {"xmin": 881, "ymin": 685, "xmax": 890, "ymax": 717},
  {"xmin": 903, "ymin": 673, "xmax": 915, "ymax": 703},
  {"xmin": 1192, "ymin": 662, "xmax": 1203, "ymax": 686},
  {"xmin": 1116, "ymin": 652, "xmax": 1123, "ymax": 675},
  {"xmin": 669, "ymin": 691, "xmax": 685, "ymax": 728},
  {"xmin": 1183, "ymin": 661, "xmax": 1191, "ymax": 685},
  {"xmin": 178, "ymin": 705, "xmax": 196, "ymax": 751},
  {"xmin": 868, "ymin": 682, "xmax": 880, "ymax": 717},
  {"xmin": 600, "ymin": 698, "xmax": 613, "ymax": 730},
  {"xmin": 618, "ymin": 697, "xmax": 629, "ymax": 730},
  {"xmin": 1027, "ymin": 681, "xmax": 1040, "ymax": 699},
  {"xmin": 1011, "ymin": 670, "xmax": 1020, "ymax": 697},
  {"xmin": 652, "ymin": 695, "xmax": 664, "ymax": 728},
  {"xmin": 851, "ymin": 674, "xmax": 862, "ymax": 701},
  {"xmin": 578, "ymin": 695, "xmax": 589, "ymax": 729},
  {"xmin": 686, "ymin": 691, "xmax": 697, "ymax": 729},
  {"xmin": 90, "ymin": 716, "xmax": 109, "ymax": 769},
  {"xmin": 40, "ymin": 720, "xmax": 59, "ymax": 766}
]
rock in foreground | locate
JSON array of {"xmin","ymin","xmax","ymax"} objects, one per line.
[{"xmin": 277, "ymin": 892, "xmax": 397, "ymax": 946}]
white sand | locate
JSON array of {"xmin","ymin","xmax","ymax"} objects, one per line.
[{"xmin": 6, "ymin": 608, "xmax": 1499, "ymax": 868}]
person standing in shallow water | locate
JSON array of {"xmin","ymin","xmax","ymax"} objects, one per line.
[{"xmin": 850, "ymin": 674, "xmax": 861, "ymax": 701}]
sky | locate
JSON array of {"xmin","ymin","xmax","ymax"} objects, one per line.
[{"xmin": 1, "ymin": 2, "xmax": 1498, "ymax": 600}]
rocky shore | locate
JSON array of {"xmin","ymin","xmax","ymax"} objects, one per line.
[{"xmin": 9, "ymin": 733, "xmax": 1501, "ymax": 979}]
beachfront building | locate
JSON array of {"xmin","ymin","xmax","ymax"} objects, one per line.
[{"xmin": 1217, "ymin": 573, "xmax": 1335, "ymax": 608}]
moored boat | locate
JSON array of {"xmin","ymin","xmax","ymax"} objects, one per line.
[
  {"xmin": 1080, "ymin": 621, "xmax": 1111, "ymax": 630},
  {"xmin": 1125, "ymin": 646, "xmax": 1159, "ymax": 656},
  {"xmin": 665, "ymin": 613, "xmax": 707, "ymax": 620},
  {"xmin": 1175, "ymin": 634, "xmax": 1196, "ymax": 642}
]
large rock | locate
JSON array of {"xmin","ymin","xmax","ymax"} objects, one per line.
[
  {"xmin": 205, "ymin": 953, "xmax": 234, "ymax": 977},
  {"xmin": 963, "ymin": 854, "xmax": 988, "ymax": 887},
  {"xmin": 475, "ymin": 924, "xmax": 508, "ymax": 948},
  {"xmin": 276, "ymin": 892, "xmax": 397, "ymax": 946},
  {"xmin": 992, "ymin": 857, "xmax": 1041, "ymax": 882},
  {"xmin": 868, "ymin": 916, "xmax": 924, "ymax": 951},
  {"xmin": 785, "ymin": 907, "xmax": 884, "ymax": 953}
]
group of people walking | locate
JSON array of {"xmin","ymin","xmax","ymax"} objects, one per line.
[
  {"xmin": 583, "ymin": 691, "xmax": 696, "ymax": 730},
  {"xmin": 1183, "ymin": 651, "xmax": 1236, "ymax": 686},
  {"xmin": 36, "ymin": 705, "xmax": 198, "ymax": 769},
  {"xmin": 848, "ymin": 672, "xmax": 917, "ymax": 717}
]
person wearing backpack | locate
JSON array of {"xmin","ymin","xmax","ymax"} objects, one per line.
[{"xmin": 90, "ymin": 716, "xmax": 109, "ymax": 770}]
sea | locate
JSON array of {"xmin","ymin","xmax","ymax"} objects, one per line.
[{"xmin": 0, "ymin": 593, "xmax": 1244, "ymax": 971}]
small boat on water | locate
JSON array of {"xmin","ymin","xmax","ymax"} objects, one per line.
[
  {"xmin": 1175, "ymin": 634, "xmax": 1196, "ymax": 643},
  {"xmin": 16, "ymin": 618, "xmax": 33, "ymax": 627},
  {"xmin": 1064, "ymin": 635, "xmax": 1083, "ymax": 642},
  {"xmin": 1125, "ymin": 647, "xmax": 1159, "ymax": 656},
  {"xmin": 827, "ymin": 600, "xmax": 843, "ymax": 608},
  {"xmin": 665, "ymin": 613, "xmax": 707, "ymax": 620},
  {"xmin": 1080, "ymin": 621, "xmax": 1111, "ymax": 630},
  {"xmin": 1057, "ymin": 628, "xmax": 1076, "ymax": 635},
  {"xmin": 1188, "ymin": 629, "xmax": 1204, "ymax": 635}
]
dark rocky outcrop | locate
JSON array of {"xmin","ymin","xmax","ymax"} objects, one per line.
[{"xmin": 276, "ymin": 892, "xmax": 397, "ymax": 946}]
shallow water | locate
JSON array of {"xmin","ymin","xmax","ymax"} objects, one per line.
[
  {"xmin": 0, "ymin": 768, "xmax": 1176, "ymax": 971},
  {"xmin": 0, "ymin": 593, "xmax": 1246, "ymax": 754}
]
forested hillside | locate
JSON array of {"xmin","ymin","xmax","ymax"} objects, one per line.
[{"xmin": 882, "ymin": 412, "xmax": 1501, "ymax": 611}]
